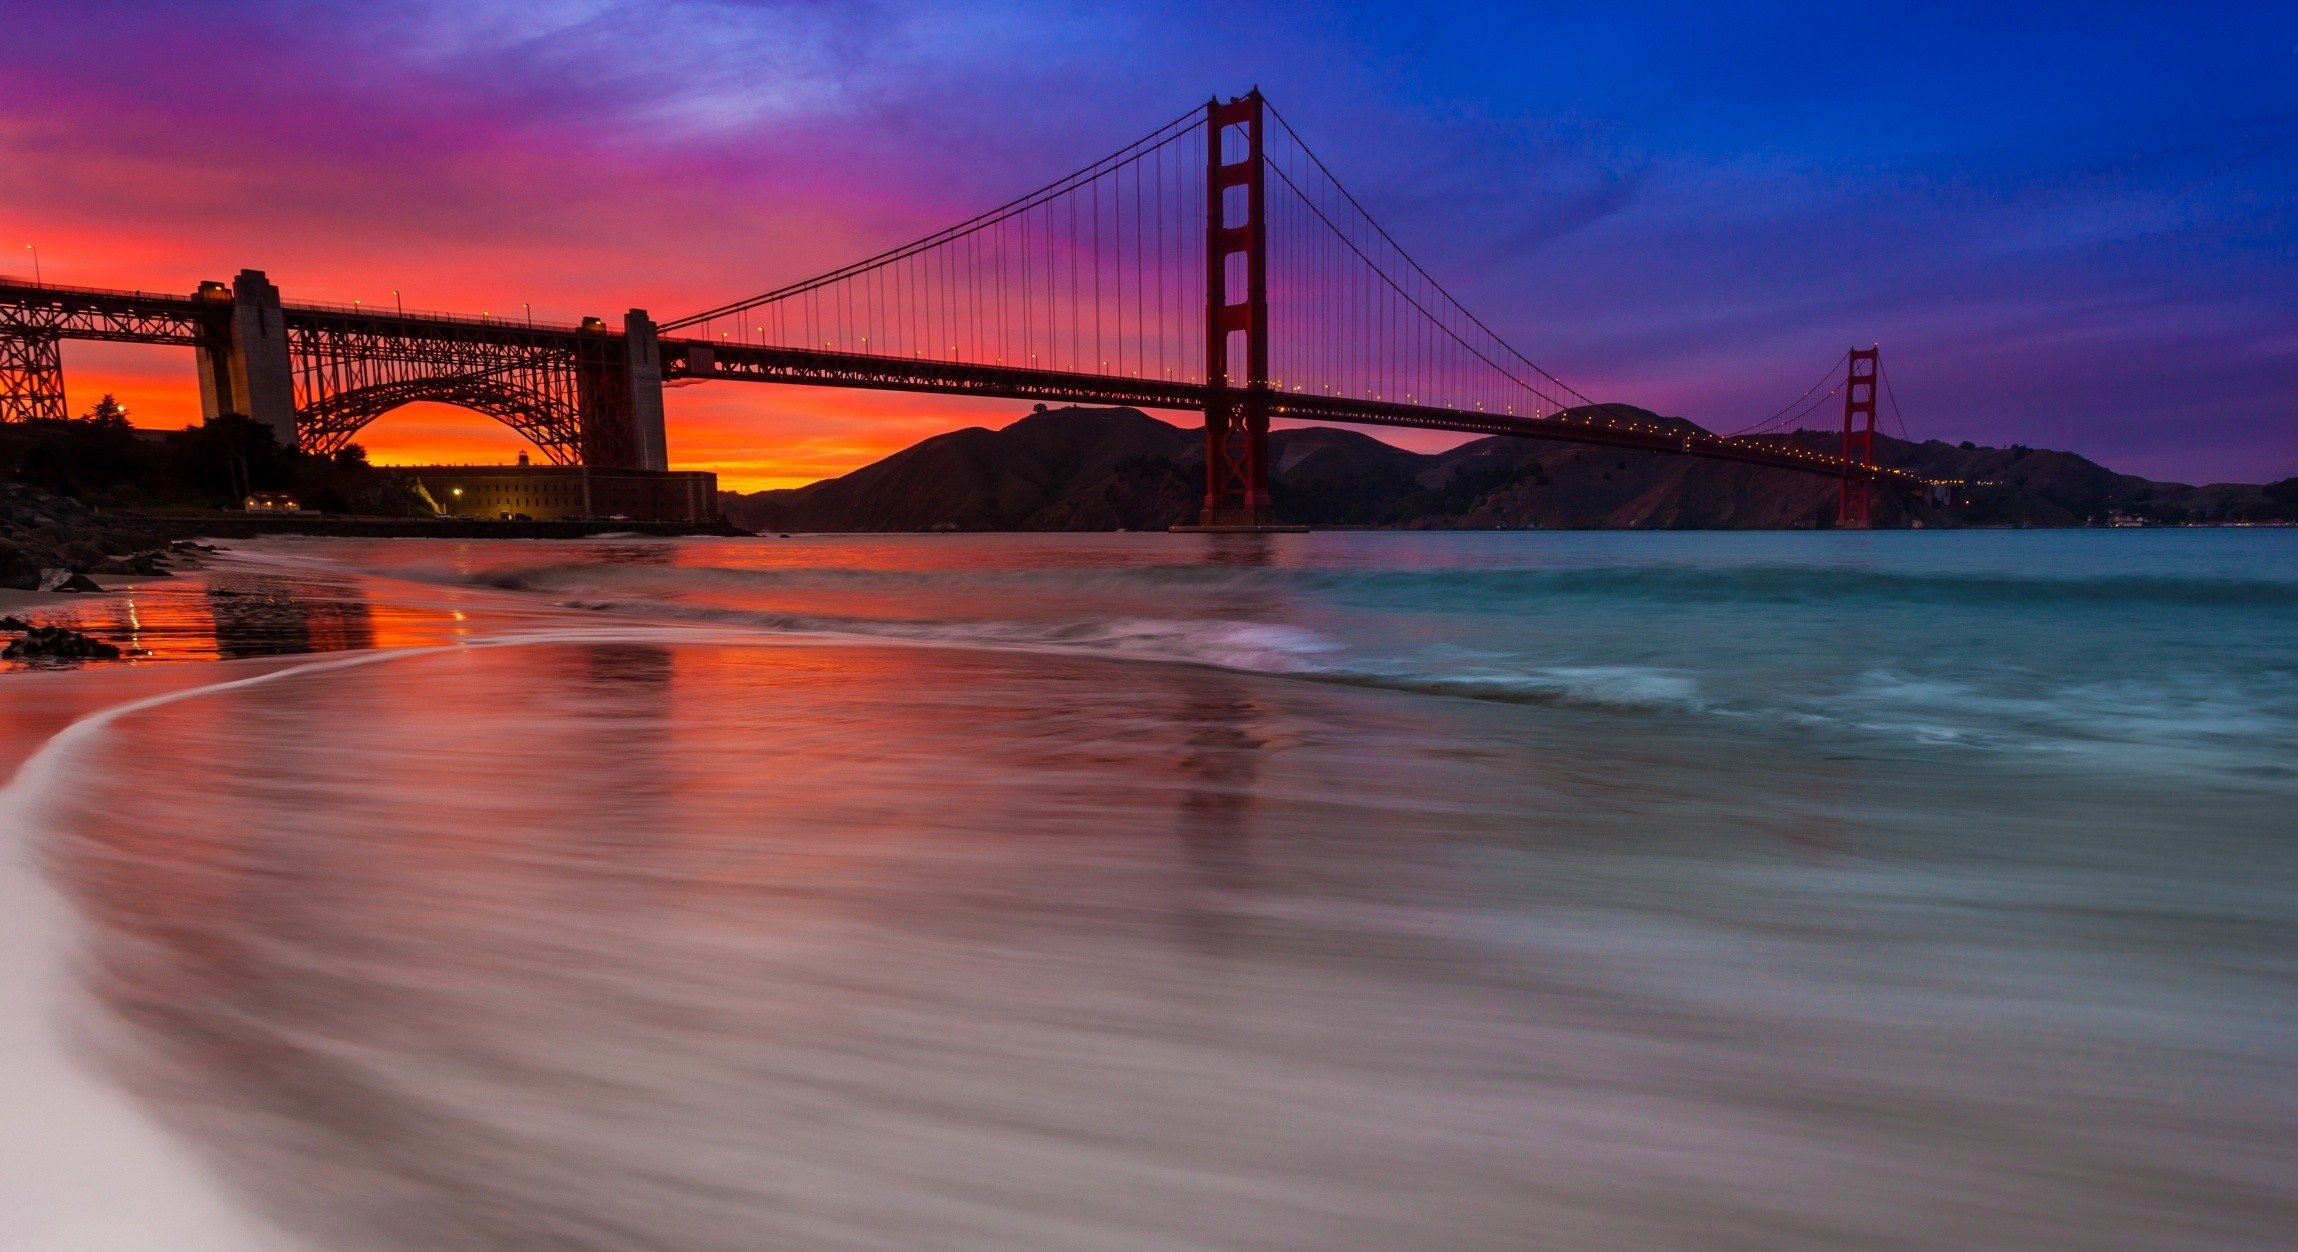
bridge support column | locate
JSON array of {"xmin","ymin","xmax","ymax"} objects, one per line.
[
  {"xmin": 575, "ymin": 318, "xmax": 627, "ymax": 466},
  {"xmin": 195, "ymin": 337, "xmax": 235, "ymax": 421},
  {"xmin": 200, "ymin": 269, "xmax": 297, "ymax": 447},
  {"xmin": 1196, "ymin": 89, "xmax": 1281, "ymax": 529},
  {"xmin": 573, "ymin": 310, "xmax": 667, "ymax": 469},
  {"xmin": 1837, "ymin": 345, "xmax": 1878, "ymax": 528},
  {"xmin": 625, "ymin": 310, "xmax": 668, "ymax": 471},
  {"xmin": 0, "ymin": 332, "xmax": 67, "ymax": 422},
  {"xmin": 1200, "ymin": 392, "xmax": 1273, "ymax": 528}
]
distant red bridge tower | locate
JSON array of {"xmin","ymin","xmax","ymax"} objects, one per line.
[{"xmin": 1839, "ymin": 345, "xmax": 1880, "ymax": 528}]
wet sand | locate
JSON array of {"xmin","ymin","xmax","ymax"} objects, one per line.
[{"xmin": 4, "ymin": 532, "xmax": 2294, "ymax": 1250}]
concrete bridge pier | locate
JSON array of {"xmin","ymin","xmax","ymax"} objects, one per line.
[
  {"xmin": 572, "ymin": 310, "xmax": 669, "ymax": 471},
  {"xmin": 197, "ymin": 269, "xmax": 296, "ymax": 447},
  {"xmin": 625, "ymin": 310, "xmax": 668, "ymax": 472}
]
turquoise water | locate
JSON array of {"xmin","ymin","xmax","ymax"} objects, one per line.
[
  {"xmin": 4, "ymin": 530, "xmax": 2293, "ymax": 1249},
  {"xmin": 429, "ymin": 528, "xmax": 2298, "ymax": 776}
]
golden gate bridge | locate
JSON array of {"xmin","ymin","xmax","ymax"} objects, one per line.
[{"xmin": 0, "ymin": 90, "xmax": 1919, "ymax": 528}]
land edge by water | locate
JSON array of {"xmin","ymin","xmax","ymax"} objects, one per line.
[
  {"xmin": 721, "ymin": 405, "xmax": 2298, "ymax": 533},
  {"xmin": 1, "ymin": 413, "xmax": 743, "ymax": 578},
  {"xmin": 7, "ymin": 398, "xmax": 2295, "ymax": 607},
  {"xmin": 2, "ymin": 475, "xmax": 746, "ymax": 610},
  {"xmin": 138, "ymin": 515, "xmax": 750, "ymax": 540}
]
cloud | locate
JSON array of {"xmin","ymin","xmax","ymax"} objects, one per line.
[{"xmin": 7, "ymin": 0, "xmax": 2293, "ymax": 484}]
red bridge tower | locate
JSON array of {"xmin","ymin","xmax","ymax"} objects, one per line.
[
  {"xmin": 1199, "ymin": 90, "xmax": 1276, "ymax": 528},
  {"xmin": 1838, "ymin": 345, "xmax": 1879, "ymax": 528}
]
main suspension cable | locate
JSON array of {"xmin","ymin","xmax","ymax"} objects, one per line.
[{"xmin": 663, "ymin": 106, "xmax": 1205, "ymax": 332}]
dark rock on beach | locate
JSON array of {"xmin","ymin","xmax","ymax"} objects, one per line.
[
  {"xmin": 0, "ymin": 480, "xmax": 170, "ymax": 590},
  {"xmin": 37, "ymin": 569, "xmax": 105, "ymax": 593},
  {"xmin": 2, "ymin": 625, "xmax": 123, "ymax": 661},
  {"xmin": 98, "ymin": 548, "xmax": 177, "ymax": 576}
]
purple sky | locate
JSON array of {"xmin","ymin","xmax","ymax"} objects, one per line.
[{"xmin": 4, "ymin": 1, "xmax": 2293, "ymax": 484}]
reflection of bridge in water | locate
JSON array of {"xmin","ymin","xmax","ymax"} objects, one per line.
[
  {"xmin": 3, "ymin": 568, "xmax": 422, "ymax": 666},
  {"xmin": 0, "ymin": 90, "xmax": 1918, "ymax": 527}
]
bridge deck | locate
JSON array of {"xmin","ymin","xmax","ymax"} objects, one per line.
[
  {"xmin": 659, "ymin": 337, "xmax": 1920, "ymax": 486},
  {"xmin": 0, "ymin": 278, "xmax": 214, "ymax": 345},
  {"xmin": 4, "ymin": 277, "xmax": 1921, "ymax": 489},
  {"xmin": 0, "ymin": 279, "xmax": 605, "ymax": 348}
]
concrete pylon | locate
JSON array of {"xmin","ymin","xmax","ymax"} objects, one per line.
[
  {"xmin": 193, "ymin": 279, "xmax": 236, "ymax": 419},
  {"xmin": 624, "ymin": 309, "xmax": 668, "ymax": 471},
  {"xmin": 199, "ymin": 270, "xmax": 297, "ymax": 448}
]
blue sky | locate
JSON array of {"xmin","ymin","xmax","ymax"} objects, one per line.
[{"xmin": 5, "ymin": 1, "xmax": 2292, "ymax": 482}]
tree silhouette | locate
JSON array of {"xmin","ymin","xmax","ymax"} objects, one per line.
[{"xmin": 79, "ymin": 393, "xmax": 130, "ymax": 427}]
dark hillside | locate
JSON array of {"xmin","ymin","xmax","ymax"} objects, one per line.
[
  {"xmin": 725, "ymin": 407, "xmax": 1199, "ymax": 532},
  {"xmin": 720, "ymin": 405, "xmax": 2297, "ymax": 532}
]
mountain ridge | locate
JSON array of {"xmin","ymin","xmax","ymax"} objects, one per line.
[{"xmin": 720, "ymin": 406, "xmax": 2298, "ymax": 532}]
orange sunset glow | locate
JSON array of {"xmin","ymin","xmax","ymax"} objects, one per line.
[
  {"xmin": 6, "ymin": 10, "xmax": 2296, "ymax": 1252},
  {"xmin": 57, "ymin": 331, "xmax": 1090, "ymax": 492},
  {"xmin": 57, "ymin": 327, "xmax": 1476, "ymax": 492}
]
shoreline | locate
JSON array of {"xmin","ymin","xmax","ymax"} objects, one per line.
[
  {"xmin": 1, "ymin": 573, "xmax": 177, "ymax": 614},
  {"xmin": 7, "ymin": 475, "xmax": 749, "ymax": 602},
  {"xmin": 145, "ymin": 514, "xmax": 751, "ymax": 540},
  {"xmin": 0, "ymin": 648, "xmax": 332, "ymax": 1251}
]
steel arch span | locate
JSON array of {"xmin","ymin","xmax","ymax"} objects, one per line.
[{"xmin": 295, "ymin": 374, "xmax": 585, "ymax": 463}]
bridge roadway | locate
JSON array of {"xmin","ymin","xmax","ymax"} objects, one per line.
[
  {"xmin": 3, "ymin": 275, "xmax": 1920, "ymax": 491},
  {"xmin": 0, "ymin": 273, "xmax": 664, "ymax": 468},
  {"xmin": 662, "ymin": 338, "xmax": 1920, "ymax": 486},
  {"xmin": 0, "ymin": 276, "xmax": 606, "ymax": 356}
]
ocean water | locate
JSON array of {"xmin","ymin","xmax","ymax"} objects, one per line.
[{"xmin": 2, "ymin": 530, "xmax": 2293, "ymax": 1250}]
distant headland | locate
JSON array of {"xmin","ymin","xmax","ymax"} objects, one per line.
[{"xmin": 720, "ymin": 406, "xmax": 2298, "ymax": 533}]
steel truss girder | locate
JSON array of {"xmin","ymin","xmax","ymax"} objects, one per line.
[
  {"xmin": 0, "ymin": 280, "xmax": 214, "ymax": 346},
  {"xmin": 283, "ymin": 308, "xmax": 589, "ymax": 354},
  {"xmin": 0, "ymin": 332, "xmax": 69, "ymax": 421}
]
